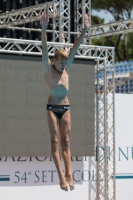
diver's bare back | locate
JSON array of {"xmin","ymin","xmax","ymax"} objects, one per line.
[{"xmin": 44, "ymin": 64, "xmax": 69, "ymax": 105}]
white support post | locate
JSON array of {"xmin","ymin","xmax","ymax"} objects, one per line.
[
  {"xmin": 52, "ymin": 0, "xmax": 59, "ymax": 43},
  {"xmin": 52, "ymin": 0, "xmax": 70, "ymax": 43},
  {"xmin": 95, "ymin": 47, "xmax": 115, "ymax": 200},
  {"xmin": 76, "ymin": 0, "xmax": 91, "ymax": 56}
]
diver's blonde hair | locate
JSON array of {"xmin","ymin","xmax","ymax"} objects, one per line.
[{"xmin": 54, "ymin": 49, "xmax": 69, "ymax": 60}]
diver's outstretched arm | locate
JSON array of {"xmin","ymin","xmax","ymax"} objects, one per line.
[
  {"xmin": 40, "ymin": 11, "xmax": 51, "ymax": 69},
  {"xmin": 67, "ymin": 14, "xmax": 89, "ymax": 67}
]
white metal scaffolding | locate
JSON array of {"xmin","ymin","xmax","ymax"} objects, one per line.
[
  {"xmin": 52, "ymin": 0, "xmax": 70, "ymax": 43},
  {"xmin": 96, "ymin": 54, "xmax": 115, "ymax": 200},
  {"xmin": 0, "ymin": 2, "xmax": 54, "ymax": 28},
  {"xmin": 76, "ymin": 0, "xmax": 91, "ymax": 45}
]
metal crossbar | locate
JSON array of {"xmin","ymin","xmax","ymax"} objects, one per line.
[
  {"xmin": 0, "ymin": 38, "xmax": 114, "ymax": 57},
  {"xmin": 2, "ymin": 18, "xmax": 133, "ymax": 41},
  {"xmin": 88, "ymin": 18, "xmax": 133, "ymax": 39},
  {"xmin": 0, "ymin": 2, "xmax": 53, "ymax": 28}
]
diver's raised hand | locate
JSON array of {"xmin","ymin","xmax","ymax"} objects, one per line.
[
  {"xmin": 84, "ymin": 14, "xmax": 89, "ymax": 30},
  {"xmin": 40, "ymin": 11, "xmax": 49, "ymax": 28}
]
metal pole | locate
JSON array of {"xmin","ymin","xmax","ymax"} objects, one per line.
[
  {"xmin": 59, "ymin": 0, "xmax": 62, "ymax": 42},
  {"xmin": 53, "ymin": 0, "xmax": 56, "ymax": 42},
  {"xmin": 112, "ymin": 48, "xmax": 116, "ymax": 200},
  {"xmin": 67, "ymin": 0, "xmax": 70, "ymax": 43},
  {"xmin": 96, "ymin": 59, "xmax": 100, "ymax": 200},
  {"xmin": 104, "ymin": 58, "xmax": 108, "ymax": 200}
]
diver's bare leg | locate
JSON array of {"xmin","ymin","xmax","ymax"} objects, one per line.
[
  {"xmin": 47, "ymin": 111, "xmax": 68, "ymax": 191},
  {"xmin": 59, "ymin": 110, "xmax": 74, "ymax": 190}
]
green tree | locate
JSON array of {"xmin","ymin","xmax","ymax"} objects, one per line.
[{"xmin": 91, "ymin": 0, "xmax": 133, "ymax": 61}]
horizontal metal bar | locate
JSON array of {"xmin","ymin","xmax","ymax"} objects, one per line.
[
  {"xmin": 0, "ymin": 2, "xmax": 54, "ymax": 29},
  {"xmin": 0, "ymin": 49, "xmax": 107, "ymax": 60},
  {"xmin": 6, "ymin": 26, "xmax": 80, "ymax": 35},
  {"xmin": 90, "ymin": 18, "xmax": 133, "ymax": 29},
  {"xmin": 88, "ymin": 28, "xmax": 133, "ymax": 39},
  {"xmin": 4, "ymin": 19, "xmax": 133, "ymax": 39},
  {"xmin": 88, "ymin": 18, "xmax": 133, "ymax": 38},
  {"xmin": 0, "ymin": 37, "xmax": 114, "ymax": 50},
  {"xmin": 0, "ymin": 2, "xmax": 53, "ymax": 18}
]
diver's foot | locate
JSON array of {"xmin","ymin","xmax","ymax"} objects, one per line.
[
  {"xmin": 65, "ymin": 174, "xmax": 75, "ymax": 191},
  {"xmin": 59, "ymin": 175, "xmax": 68, "ymax": 191}
]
